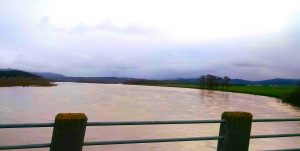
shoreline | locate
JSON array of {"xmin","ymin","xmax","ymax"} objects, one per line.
[{"xmin": 125, "ymin": 83, "xmax": 299, "ymax": 107}]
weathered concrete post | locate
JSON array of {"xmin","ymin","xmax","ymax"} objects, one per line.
[
  {"xmin": 217, "ymin": 112, "xmax": 252, "ymax": 151},
  {"xmin": 50, "ymin": 113, "xmax": 88, "ymax": 151}
]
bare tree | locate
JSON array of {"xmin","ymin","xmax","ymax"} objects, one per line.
[
  {"xmin": 199, "ymin": 75, "xmax": 206, "ymax": 88},
  {"xmin": 199, "ymin": 74, "xmax": 231, "ymax": 89},
  {"xmin": 206, "ymin": 75, "xmax": 216, "ymax": 89},
  {"xmin": 223, "ymin": 76, "xmax": 231, "ymax": 89},
  {"xmin": 216, "ymin": 76, "xmax": 223, "ymax": 88}
]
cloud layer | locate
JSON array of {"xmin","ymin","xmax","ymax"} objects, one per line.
[{"xmin": 1, "ymin": 0, "xmax": 300, "ymax": 80}]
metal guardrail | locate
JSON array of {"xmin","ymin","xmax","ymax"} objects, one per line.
[
  {"xmin": 83, "ymin": 136, "xmax": 223, "ymax": 146},
  {"xmin": 251, "ymin": 133, "xmax": 300, "ymax": 139},
  {"xmin": 0, "ymin": 123, "xmax": 54, "ymax": 128},
  {"xmin": 2, "ymin": 118, "xmax": 300, "ymax": 128},
  {"xmin": 0, "ymin": 112, "xmax": 300, "ymax": 151},
  {"xmin": 87, "ymin": 119, "xmax": 225, "ymax": 126},
  {"xmin": 0, "ymin": 119, "xmax": 225, "ymax": 129},
  {"xmin": 252, "ymin": 118, "xmax": 300, "ymax": 122},
  {"xmin": 0, "ymin": 119, "xmax": 224, "ymax": 150},
  {"xmin": 268, "ymin": 148, "xmax": 300, "ymax": 151},
  {"xmin": 0, "ymin": 144, "xmax": 50, "ymax": 150}
]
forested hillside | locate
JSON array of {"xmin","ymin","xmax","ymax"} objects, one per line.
[{"xmin": 0, "ymin": 69, "xmax": 55, "ymax": 87}]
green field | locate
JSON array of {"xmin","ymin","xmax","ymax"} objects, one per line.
[
  {"xmin": 159, "ymin": 84, "xmax": 294, "ymax": 98},
  {"xmin": 136, "ymin": 83, "xmax": 299, "ymax": 107}
]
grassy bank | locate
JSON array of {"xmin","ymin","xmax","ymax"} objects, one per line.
[{"xmin": 129, "ymin": 83, "xmax": 299, "ymax": 107}]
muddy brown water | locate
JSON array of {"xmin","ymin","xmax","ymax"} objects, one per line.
[{"xmin": 0, "ymin": 82, "xmax": 300, "ymax": 150}]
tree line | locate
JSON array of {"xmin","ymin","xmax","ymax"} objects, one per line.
[
  {"xmin": 0, "ymin": 77, "xmax": 55, "ymax": 87},
  {"xmin": 199, "ymin": 75, "xmax": 231, "ymax": 89},
  {"xmin": 124, "ymin": 79, "xmax": 166, "ymax": 85}
]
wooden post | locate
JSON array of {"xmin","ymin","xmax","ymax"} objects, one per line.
[
  {"xmin": 50, "ymin": 113, "xmax": 88, "ymax": 151},
  {"xmin": 217, "ymin": 112, "xmax": 252, "ymax": 151}
]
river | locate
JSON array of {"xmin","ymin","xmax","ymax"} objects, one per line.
[{"xmin": 0, "ymin": 82, "xmax": 300, "ymax": 150}]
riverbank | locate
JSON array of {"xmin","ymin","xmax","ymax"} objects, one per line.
[
  {"xmin": 127, "ymin": 83, "xmax": 299, "ymax": 107},
  {"xmin": 0, "ymin": 77, "xmax": 56, "ymax": 87},
  {"xmin": 0, "ymin": 69, "xmax": 56, "ymax": 87}
]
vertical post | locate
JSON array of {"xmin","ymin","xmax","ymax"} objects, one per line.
[
  {"xmin": 217, "ymin": 112, "xmax": 252, "ymax": 151},
  {"xmin": 50, "ymin": 113, "xmax": 88, "ymax": 151}
]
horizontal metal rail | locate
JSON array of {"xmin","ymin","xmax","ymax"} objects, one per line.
[
  {"xmin": 87, "ymin": 119, "xmax": 225, "ymax": 126},
  {"xmin": 251, "ymin": 133, "xmax": 300, "ymax": 139},
  {"xmin": 0, "ymin": 123, "xmax": 54, "ymax": 129},
  {"xmin": 267, "ymin": 148, "xmax": 300, "ymax": 151},
  {"xmin": 0, "ymin": 136, "xmax": 222, "ymax": 150},
  {"xmin": 0, "ymin": 143, "xmax": 50, "ymax": 150},
  {"xmin": 83, "ymin": 136, "xmax": 223, "ymax": 146},
  {"xmin": 2, "ymin": 117, "xmax": 300, "ymax": 128},
  {"xmin": 0, "ymin": 118, "xmax": 300, "ymax": 128},
  {"xmin": 252, "ymin": 118, "xmax": 300, "ymax": 122},
  {"xmin": 0, "ymin": 119, "xmax": 225, "ymax": 128},
  {"xmin": 1, "ymin": 133, "xmax": 299, "ymax": 150}
]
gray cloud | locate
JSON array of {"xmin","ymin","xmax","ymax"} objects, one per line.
[
  {"xmin": 232, "ymin": 62, "xmax": 271, "ymax": 68},
  {"xmin": 0, "ymin": 1, "xmax": 300, "ymax": 80}
]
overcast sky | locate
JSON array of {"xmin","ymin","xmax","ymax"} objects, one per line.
[{"xmin": 1, "ymin": 0, "xmax": 300, "ymax": 80}]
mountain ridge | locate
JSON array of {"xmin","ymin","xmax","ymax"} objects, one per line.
[{"xmin": 33, "ymin": 72, "xmax": 300, "ymax": 86}]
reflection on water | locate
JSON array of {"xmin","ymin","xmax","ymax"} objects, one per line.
[{"xmin": 0, "ymin": 82, "xmax": 300, "ymax": 150}]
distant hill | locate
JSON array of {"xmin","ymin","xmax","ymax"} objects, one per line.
[
  {"xmin": 230, "ymin": 79, "xmax": 254, "ymax": 85},
  {"xmin": 164, "ymin": 78, "xmax": 199, "ymax": 84},
  {"xmin": 255, "ymin": 78, "xmax": 300, "ymax": 86},
  {"xmin": 165, "ymin": 78, "xmax": 254, "ymax": 85},
  {"xmin": 0, "ymin": 69, "xmax": 55, "ymax": 87},
  {"xmin": 161, "ymin": 78, "xmax": 299, "ymax": 86},
  {"xmin": 32, "ymin": 71, "xmax": 300, "ymax": 86},
  {"xmin": 0, "ymin": 69, "xmax": 40, "ymax": 78},
  {"xmin": 34, "ymin": 72, "xmax": 138, "ymax": 84},
  {"xmin": 63, "ymin": 77, "xmax": 138, "ymax": 84},
  {"xmin": 33, "ymin": 72, "xmax": 67, "ymax": 81}
]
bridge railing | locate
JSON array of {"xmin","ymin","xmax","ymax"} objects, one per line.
[{"xmin": 0, "ymin": 112, "xmax": 300, "ymax": 151}]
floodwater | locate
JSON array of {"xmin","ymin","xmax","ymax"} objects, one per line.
[{"xmin": 0, "ymin": 82, "xmax": 299, "ymax": 151}]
